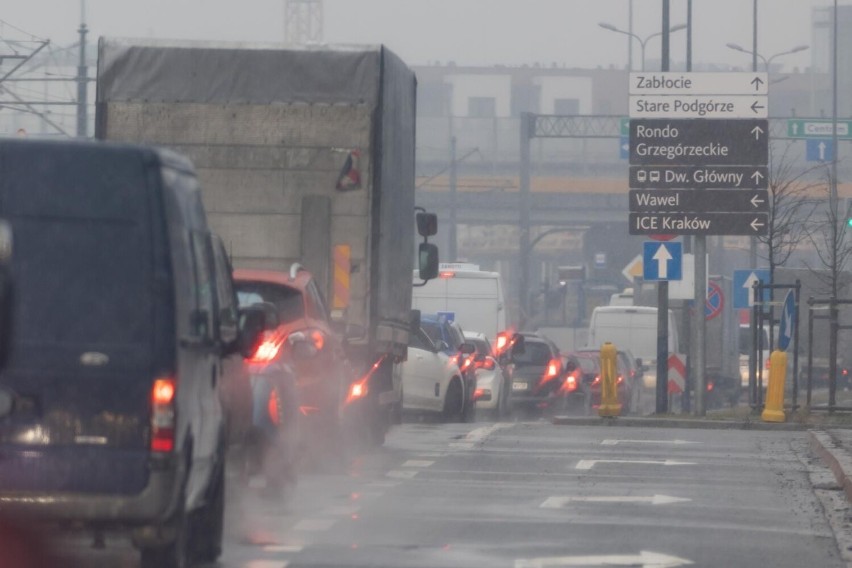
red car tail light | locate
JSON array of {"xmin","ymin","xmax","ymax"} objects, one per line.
[
  {"xmin": 545, "ymin": 359, "xmax": 561, "ymax": 379},
  {"xmin": 476, "ymin": 357, "xmax": 496, "ymax": 371},
  {"xmin": 309, "ymin": 329, "xmax": 325, "ymax": 351},
  {"xmin": 562, "ymin": 374, "xmax": 578, "ymax": 393},
  {"xmin": 151, "ymin": 377, "xmax": 177, "ymax": 453},
  {"xmin": 246, "ymin": 330, "xmax": 286, "ymax": 364}
]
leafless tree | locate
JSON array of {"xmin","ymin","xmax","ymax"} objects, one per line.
[{"xmin": 760, "ymin": 141, "xmax": 822, "ymax": 292}]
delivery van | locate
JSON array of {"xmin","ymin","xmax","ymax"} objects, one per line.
[
  {"xmin": 0, "ymin": 139, "xmax": 257, "ymax": 567},
  {"xmin": 586, "ymin": 306, "xmax": 680, "ymax": 388},
  {"xmin": 413, "ymin": 263, "xmax": 506, "ymax": 342}
]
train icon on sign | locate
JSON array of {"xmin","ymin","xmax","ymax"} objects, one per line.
[{"xmin": 637, "ymin": 170, "xmax": 647, "ymax": 183}]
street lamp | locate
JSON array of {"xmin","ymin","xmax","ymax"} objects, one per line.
[
  {"xmin": 725, "ymin": 43, "xmax": 809, "ymax": 72},
  {"xmin": 599, "ymin": 22, "xmax": 687, "ymax": 71}
]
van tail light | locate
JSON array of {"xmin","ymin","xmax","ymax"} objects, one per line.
[
  {"xmin": 151, "ymin": 377, "xmax": 177, "ymax": 453},
  {"xmin": 495, "ymin": 333, "xmax": 508, "ymax": 354}
]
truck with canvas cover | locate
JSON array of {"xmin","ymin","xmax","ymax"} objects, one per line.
[{"xmin": 96, "ymin": 38, "xmax": 424, "ymax": 444}]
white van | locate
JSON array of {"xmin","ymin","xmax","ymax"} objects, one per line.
[
  {"xmin": 413, "ymin": 264, "xmax": 506, "ymax": 342},
  {"xmin": 586, "ymin": 306, "xmax": 680, "ymax": 388}
]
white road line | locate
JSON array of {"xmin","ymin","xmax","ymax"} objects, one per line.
[
  {"xmin": 402, "ymin": 459, "xmax": 435, "ymax": 468},
  {"xmin": 246, "ymin": 562, "xmax": 289, "ymax": 568},
  {"xmin": 293, "ymin": 519, "xmax": 337, "ymax": 531},
  {"xmin": 464, "ymin": 423, "xmax": 512, "ymax": 442},
  {"xmin": 541, "ymin": 495, "xmax": 691, "ymax": 508},
  {"xmin": 262, "ymin": 545, "xmax": 304, "ymax": 553},
  {"xmin": 515, "ymin": 550, "xmax": 693, "ymax": 567},
  {"xmin": 417, "ymin": 452, "xmax": 446, "ymax": 458},
  {"xmin": 386, "ymin": 469, "xmax": 419, "ymax": 479},
  {"xmin": 576, "ymin": 459, "xmax": 696, "ymax": 470},
  {"xmin": 601, "ymin": 439, "xmax": 699, "ymax": 446}
]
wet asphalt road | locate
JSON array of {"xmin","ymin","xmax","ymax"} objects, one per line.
[{"xmin": 55, "ymin": 414, "xmax": 847, "ymax": 568}]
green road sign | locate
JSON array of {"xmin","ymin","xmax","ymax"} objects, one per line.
[
  {"xmin": 787, "ymin": 119, "xmax": 852, "ymax": 139},
  {"xmin": 620, "ymin": 117, "xmax": 630, "ymax": 136}
]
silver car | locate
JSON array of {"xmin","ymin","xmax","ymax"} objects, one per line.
[{"xmin": 464, "ymin": 331, "xmax": 511, "ymax": 419}]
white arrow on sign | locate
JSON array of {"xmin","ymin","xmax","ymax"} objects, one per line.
[
  {"xmin": 750, "ymin": 218, "xmax": 765, "ymax": 232},
  {"xmin": 541, "ymin": 495, "xmax": 691, "ymax": 508},
  {"xmin": 750, "ymin": 194, "xmax": 765, "ymax": 208},
  {"xmin": 601, "ymin": 439, "xmax": 698, "ymax": 446},
  {"xmin": 751, "ymin": 170, "xmax": 764, "ymax": 184},
  {"xmin": 751, "ymin": 125, "xmax": 764, "ymax": 139},
  {"xmin": 576, "ymin": 459, "xmax": 695, "ymax": 470},
  {"xmin": 819, "ymin": 141, "xmax": 827, "ymax": 161},
  {"xmin": 515, "ymin": 550, "xmax": 694, "ymax": 568},
  {"xmin": 742, "ymin": 271, "xmax": 761, "ymax": 307},
  {"xmin": 652, "ymin": 244, "xmax": 673, "ymax": 279},
  {"xmin": 783, "ymin": 303, "xmax": 794, "ymax": 343}
]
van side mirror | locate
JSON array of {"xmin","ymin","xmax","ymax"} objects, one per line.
[
  {"xmin": 418, "ymin": 243, "xmax": 439, "ymax": 280},
  {"xmin": 238, "ymin": 307, "xmax": 266, "ymax": 358},
  {"xmin": 416, "ymin": 212, "xmax": 438, "ymax": 237}
]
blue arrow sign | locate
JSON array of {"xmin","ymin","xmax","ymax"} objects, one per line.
[
  {"xmin": 620, "ymin": 136, "xmax": 630, "ymax": 160},
  {"xmin": 778, "ymin": 290, "xmax": 796, "ymax": 352},
  {"xmin": 806, "ymin": 138, "xmax": 833, "ymax": 162},
  {"xmin": 733, "ymin": 269, "xmax": 770, "ymax": 309},
  {"xmin": 643, "ymin": 242, "xmax": 682, "ymax": 281}
]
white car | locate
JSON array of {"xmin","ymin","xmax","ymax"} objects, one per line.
[
  {"xmin": 464, "ymin": 331, "xmax": 510, "ymax": 419},
  {"xmin": 401, "ymin": 328, "xmax": 468, "ymax": 420}
]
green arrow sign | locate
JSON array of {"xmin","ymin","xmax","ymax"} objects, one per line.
[
  {"xmin": 620, "ymin": 117, "xmax": 630, "ymax": 136},
  {"xmin": 787, "ymin": 119, "xmax": 852, "ymax": 139}
]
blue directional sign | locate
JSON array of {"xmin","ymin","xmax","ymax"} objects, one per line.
[
  {"xmin": 643, "ymin": 242, "xmax": 682, "ymax": 281},
  {"xmin": 806, "ymin": 138, "xmax": 833, "ymax": 162},
  {"xmin": 437, "ymin": 311, "xmax": 455, "ymax": 323},
  {"xmin": 778, "ymin": 290, "xmax": 796, "ymax": 352},
  {"xmin": 733, "ymin": 269, "xmax": 770, "ymax": 309}
]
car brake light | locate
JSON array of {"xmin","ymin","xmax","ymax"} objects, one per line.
[
  {"xmin": 309, "ymin": 329, "xmax": 325, "ymax": 351},
  {"xmin": 546, "ymin": 359, "xmax": 560, "ymax": 378},
  {"xmin": 707, "ymin": 380, "xmax": 715, "ymax": 392},
  {"xmin": 439, "ymin": 271, "xmax": 455, "ymax": 278},
  {"xmin": 617, "ymin": 374, "xmax": 624, "ymax": 385},
  {"xmin": 268, "ymin": 389, "xmax": 281, "ymax": 426},
  {"xmin": 562, "ymin": 374, "xmax": 578, "ymax": 393},
  {"xmin": 592, "ymin": 375, "xmax": 601, "ymax": 385},
  {"xmin": 247, "ymin": 331, "xmax": 285, "ymax": 364},
  {"xmin": 151, "ymin": 377, "xmax": 177, "ymax": 453},
  {"xmin": 474, "ymin": 388, "xmax": 485, "ymax": 400},
  {"xmin": 476, "ymin": 357, "xmax": 496, "ymax": 371},
  {"xmin": 844, "ymin": 369, "xmax": 849, "ymax": 377},
  {"xmin": 495, "ymin": 334, "xmax": 508, "ymax": 352}
]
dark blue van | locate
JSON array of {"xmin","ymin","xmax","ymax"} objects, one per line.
[{"xmin": 0, "ymin": 139, "xmax": 254, "ymax": 567}]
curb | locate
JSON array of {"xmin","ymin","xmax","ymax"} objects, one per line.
[
  {"xmin": 810, "ymin": 430, "xmax": 852, "ymax": 503},
  {"xmin": 551, "ymin": 415, "xmax": 809, "ymax": 431}
]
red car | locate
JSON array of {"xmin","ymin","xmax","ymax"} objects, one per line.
[{"xmin": 234, "ymin": 265, "xmax": 350, "ymax": 448}]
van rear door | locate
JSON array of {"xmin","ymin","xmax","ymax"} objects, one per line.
[{"xmin": 0, "ymin": 142, "xmax": 166, "ymax": 496}]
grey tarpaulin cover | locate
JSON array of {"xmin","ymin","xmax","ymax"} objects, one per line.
[{"xmin": 97, "ymin": 38, "xmax": 382, "ymax": 105}]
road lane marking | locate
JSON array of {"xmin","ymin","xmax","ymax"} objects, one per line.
[
  {"xmin": 293, "ymin": 519, "xmax": 337, "ymax": 531},
  {"xmin": 541, "ymin": 495, "xmax": 691, "ymax": 508},
  {"xmin": 246, "ymin": 562, "xmax": 289, "ymax": 568},
  {"xmin": 576, "ymin": 459, "xmax": 696, "ymax": 470},
  {"xmin": 262, "ymin": 545, "xmax": 304, "ymax": 553},
  {"xmin": 386, "ymin": 469, "xmax": 418, "ymax": 479},
  {"xmin": 449, "ymin": 442, "xmax": 475, "ymax": 449},
  {"xmin": 601, "ymin": 439, "xmax": 699, "ymax": 446},
  {"xmin": 464, "ymin": 423, "xmax": 512, "ymax": 443},
  {"xmin": 515, "ymin": 550, "xmax": 693, "ymax": 567},
  {"xmin": 402, "ymin": 460, "xmax": 435, "ymax": 468}
]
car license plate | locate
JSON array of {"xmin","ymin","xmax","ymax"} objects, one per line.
[{"xmin": 512, "ymin": 381, "xmax": 529, "ymax": 392}]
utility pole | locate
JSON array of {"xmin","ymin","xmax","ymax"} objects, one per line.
[
  {"xmin": 519, "ymin": 113, "xmax": 532, "ymax": 329},
  {"xmin": 448, "ymin": 136, "xmax": 458, "ymax": 262},
  {"xmin": 656, "ymin": 0, "xmax": 671, "ymax": 415},
  {"xmin": 749, "ymin": 0, "xmax": 758, "ymax": 269},
  {"xmin": 76, "ymin": 12, "xmax": 88, "ymax": 138}
]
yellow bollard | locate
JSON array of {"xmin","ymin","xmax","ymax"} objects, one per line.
[
  {"xmin": 599, "ymin": 342, "xmax": 622, "ymax": 417},
  {"xmin": 761, "ymin": 350, "xmax": 787, "ymax": 423}
]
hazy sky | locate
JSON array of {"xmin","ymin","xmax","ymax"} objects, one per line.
[{"xmin": 3, "ymin": 0, "xmax": 841, "ymax": 72}]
